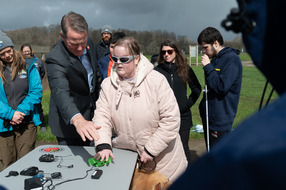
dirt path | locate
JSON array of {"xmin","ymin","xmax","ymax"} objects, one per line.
[
  {"xmin": 242, "ymin": 60, "xmax": 255, "ymax": 67},
  {"xmin": 188, "ymin": 138, "xmax": 206, "ymax": 163}
]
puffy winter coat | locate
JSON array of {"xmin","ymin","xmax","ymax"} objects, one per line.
[{"xmin": 93, "ymin": 55, "xmax": 187, "ymax": 181}]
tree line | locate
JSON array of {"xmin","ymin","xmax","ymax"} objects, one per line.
[{"xmin": 4, "ymin": 25, "xmax": 244, "ymax": 55}]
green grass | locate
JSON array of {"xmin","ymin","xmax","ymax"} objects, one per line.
[
  {"xmin": 37, "ymin": 53, "xmax": 278, "ymax": 141},
  {"xmin": 36, "ymin": 91, "xmax": 56, "ymax": 142}
]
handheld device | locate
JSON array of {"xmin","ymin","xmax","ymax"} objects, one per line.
[
  {"xmin": 39, "ymin": 154, "xmax": 54, "ymax": 162},
  {"xmin": 91, "ymin": 169, "xmax": 103, "ymax": 179},
  {"xmin": 88, "ymin": 157, "xmax": 112, "ymax": 167},
  {"xmin": 20, "ymin": 166, "xmax": 39, "ymax": 176},
  {"xmin": 24, "ymin": 177, "xmax": 43, "ymax": 190}
]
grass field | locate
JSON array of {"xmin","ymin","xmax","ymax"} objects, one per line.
[{"xmin": 38, "ymin": 53, "xmax": 278, "ymax": 141}]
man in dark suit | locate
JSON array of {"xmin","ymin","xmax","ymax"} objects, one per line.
[{"xmin": 46, "ymin": 12, "xmax": 101, "ymax": 146}]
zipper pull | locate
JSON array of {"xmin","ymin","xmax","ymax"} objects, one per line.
[{"xmin": 171, "ymin": 74, "xmax": 174, "ymax": 88}]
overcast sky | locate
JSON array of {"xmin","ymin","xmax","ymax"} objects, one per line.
[{"xmin": 1, "ymin": 0, "xmax": 239, "ymax": 41}]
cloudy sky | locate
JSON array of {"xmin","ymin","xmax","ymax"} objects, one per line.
[{"xmin": 1, "ymin": 0, "xmax": 239, "ymax": 41}]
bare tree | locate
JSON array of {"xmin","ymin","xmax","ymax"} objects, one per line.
[{"xmin": 5, "ymin": 25, "xmax": 243, "ymax": 56}]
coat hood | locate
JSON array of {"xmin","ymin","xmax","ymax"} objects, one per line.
[
  {"xmin": 218, "ymin": 47, "xmax": 240, "ymax": 57},
  {"xmin": 110, "ymin": 54, "xmax": 154, "ymax": 88}
]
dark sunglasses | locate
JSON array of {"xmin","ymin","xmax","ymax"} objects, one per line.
[
  {"xmin": 161, "ymin": 50, "xmax": 174, "ymax": 55},
  {"xmin": 111, "ymin": 55, "xmax": 135, "ymax": 64}
]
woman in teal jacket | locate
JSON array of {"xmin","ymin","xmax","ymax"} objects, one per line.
[{"xmin": 0, "ymin": 31, "xmax": 42, "ymax": 171}]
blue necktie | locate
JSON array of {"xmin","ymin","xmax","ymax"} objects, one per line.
[{"xmin": 79, "ymin": 49, "xmax": 94, "ymax": 93}]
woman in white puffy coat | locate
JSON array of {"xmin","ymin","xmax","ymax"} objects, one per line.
[{"xmin": 93, "ymin": 37, "xmax": 187, "ymax": 181}]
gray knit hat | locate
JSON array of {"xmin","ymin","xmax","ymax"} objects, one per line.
[
  {"xmin": 101, "ymin": 25, "xmax": 112, "ymax": 35},
  {"xmin": 0, "ymin": 30, "xmax": 14, "ymax": 51}
]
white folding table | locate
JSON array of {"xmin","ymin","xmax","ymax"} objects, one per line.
[{"xmin": 0, "ymin": 145, "xmax": 138, "ymax": 190}]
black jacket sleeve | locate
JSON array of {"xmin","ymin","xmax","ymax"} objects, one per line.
[{"xmin": 187, "ymin": 66, "xmax": 202, "ymax": 108}]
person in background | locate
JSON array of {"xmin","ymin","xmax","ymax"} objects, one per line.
[
  {"xmin": 45, "ymin": 12, "xmax": 101, "ymax": 146},
  {"xmin": 198, "ymin": 27, "xmax": 242, "ymax": 149},
  {"xmin": 95, "ymin": 25, "xmax": 112, "ymax": 61},
  {"xmin": 21, "ymin": 43, "xmax": 46, "ymax": 132},
  {"xmin": 98, "ymin": 31, "xmax": 126, "ymax": 79},
  {"xmin": 92, "ymin": 37, "xmax": 187, "ymax": 182},
  {"xmin": 21, "ymin": 44, "xmax": 45, "ymax": 79},
  {"xmin": 155, "ymin": 39, "xmax": 201, "ymax": 164},
  {"xmin": 150, "ymin": 54, "xmax": 159, "ymax": 67},
  {"xmin": 0, "ymin": 31, "xmax": 42, "ymax": 171}
]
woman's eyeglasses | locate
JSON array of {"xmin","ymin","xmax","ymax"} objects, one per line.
[
  {"xmin": 161, "ymin": 50, "xmax": 174, "ymax": 55},
  {"xmin": 111, "ymin": 55, "xmax": 135, "ymax": 64}
]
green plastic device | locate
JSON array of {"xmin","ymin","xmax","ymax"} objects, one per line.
[{"xmin": 88, "ymin": 157, "xmax": 112, "ymax": 167}]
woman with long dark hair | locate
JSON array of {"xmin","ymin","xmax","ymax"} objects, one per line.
[{"xmin": 155, "ymin": 39, "xmax": 201, "ymax": 164}]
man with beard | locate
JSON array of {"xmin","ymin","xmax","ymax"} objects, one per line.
[
  {"xmin": 198, "ymin": 27, "xmax": 242, "ymax": 150},
  {"xmin": 95, "ymin": 25, "xmax": 112, "ymax": 60}
]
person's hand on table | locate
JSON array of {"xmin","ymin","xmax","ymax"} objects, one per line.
[{"xmin": 95, "ymin": 149, "xmax": 115, "ymax": 162}]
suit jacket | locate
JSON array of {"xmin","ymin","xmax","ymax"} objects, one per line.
[{"xmin": 46, "ymin": 38, "xmax": 101, "ymax": 138}]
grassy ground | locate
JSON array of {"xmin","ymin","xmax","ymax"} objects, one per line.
[
  {"xmin": 36, "ymin": 90, "xmax": 56, "ymax": 142},
  {"xmin": 38, "ymin": 53, "xmax": 278, "ymax": 141}
]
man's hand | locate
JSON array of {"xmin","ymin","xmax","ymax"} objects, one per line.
[
  {"xmin": 72, "ymin": 115, "xmax": 101, "ymax": 142},
  {"xmin": 201, "ymin": 54, "xmax": 210, "ymax": 66},
  {"xmin": 11, "ymin": 111, "xmax": 25, "ymax": 125}
]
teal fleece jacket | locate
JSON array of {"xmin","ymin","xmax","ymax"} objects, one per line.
[{"xmin": 0, "ymin": 61, "xmax": 42, "ymax": 132}]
